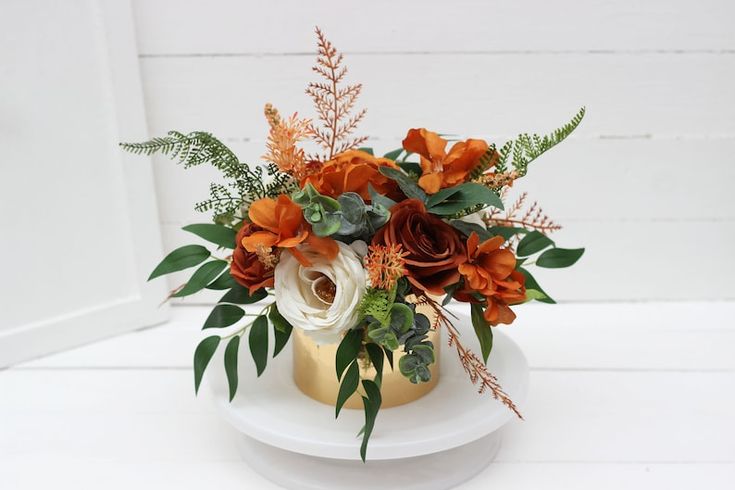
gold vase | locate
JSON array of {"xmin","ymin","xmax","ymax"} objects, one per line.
[{"xmin": 293, "ymin": 327, "xmax": 440, "ymax": 409}]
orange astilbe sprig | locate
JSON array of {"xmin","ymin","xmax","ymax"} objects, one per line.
[
  {"xmin": 414, "ymin": 294, "xmax": 523, "ymax": 419},
  {"xmin": 364, "ymin": 243, "xmax": 409, "ymax": 290},
  {"xmin": 306, "ymin": 27, "xmax": 367, "ymax": 160},
  {"xmin": 262, "ymin": 104, "xmax": 315, "ymax": 180}
]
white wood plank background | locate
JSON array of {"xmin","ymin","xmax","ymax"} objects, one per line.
[
  {"xmin": 2, "ymin": 303, "xmax": 733, "ymax": 488},
  {"xmin": 126, "ymin": 0, "xmax": 735, "ymax": 302}
]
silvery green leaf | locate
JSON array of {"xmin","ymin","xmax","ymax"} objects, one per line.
[
  {"xmin": 368, "ymin": 184, "xmax": 397, "ymax": 209},
  {"xmin": 338, "ymin": 192, "xmax": 366, "ymax": 223},
  {"xmin": 312, "ymin": 214, "xmax": 341, "ymax": 236},
  {"xmin": 314, "ymin": 195, "xmax": 340, "ymax": 213}
]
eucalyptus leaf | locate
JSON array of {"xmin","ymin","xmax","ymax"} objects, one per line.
[
  {"xmin": 148, "ymin": 244, "xmax": 210, "ymax": 280},
  {"xmin": 368, "ymin": 184, "xmax": 397, "ymax": 209},
  {"xmin": 193, "ymin": 336, "xmax": 220, "ymax": 394},
  {"xmin": 224, "ymin": 336, "xmax": 240, "ymax": 401},
  {"xmin": 182, "ymin": 223, "xmax": 237, "ymax": 249}
]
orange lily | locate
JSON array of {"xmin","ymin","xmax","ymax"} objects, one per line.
[
  {"xmin": 456, "ymin": 232, "xmax": 526, "ymax": 325},
  {"xmin": 402, "ymin": 128, "xmax": 489, "ymax": 194},
  {"xmin": 242, "ymin": 195, "xmax": 338, "ymax": 266}
]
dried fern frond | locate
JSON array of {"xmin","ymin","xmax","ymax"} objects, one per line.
[
  {"xmin": 485, "ymin": 191, "xmax": 562, "ymax": 236},
  {"xmin": 305, "ymin": 27, "xmax": 367, "ymax": 160},
  {"xmin": 262, "ymin": 103, "xmax": 314, "ymax": 180},
  {"xmin": 416, "ymin": 294, "xmax": 522, "ymax": 419}
]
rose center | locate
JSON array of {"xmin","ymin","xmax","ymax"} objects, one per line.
[{"xmin": 312, "ymin": 274, "xmax": 337, "ymax": 304}]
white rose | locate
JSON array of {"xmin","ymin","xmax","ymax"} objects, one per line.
[{"xmin": 274, "ymin": 241, "xmax": 366, "ymax": 344}]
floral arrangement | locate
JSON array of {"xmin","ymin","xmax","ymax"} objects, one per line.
[{"xmin": 122, "ymin": 29, "xmax": 584, "ymax": 461}]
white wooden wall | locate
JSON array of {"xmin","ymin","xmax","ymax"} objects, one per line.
[{"xmin": 130, "ymin": 0, "xmax": 735, "ymax": 302}]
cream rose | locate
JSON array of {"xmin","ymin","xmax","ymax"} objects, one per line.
[{"xmin": 274, "ymin": 241, "xmax": 366, "ymax": 344}]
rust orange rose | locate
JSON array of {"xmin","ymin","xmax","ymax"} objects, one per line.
[
  {"xmin": 372, "ymin": 199, "xmax": 466, "ymax": 295},
  {"xmin": 230, "ymin": 223, "xmax": 276, "ymax": 294},
  {"xmin": 243, "ymin": 194, "xmax": 338, "ymax": 267},
  {"xmin": 402, "ymin": 128, "xmax": 489, "ymax": 194},
  {"xmin": 301, "ymin": 149, "xmax": 399, "ymax": 201},
  {"xmin": 455, "ymin": 232, "xmax": 526, "ymax": 325}
]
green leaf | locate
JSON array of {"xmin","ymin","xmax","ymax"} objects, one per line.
[
  {"xmin": 470, "ymin": 303, "xmax": 493, "ymax": 364},
  {"xmin": 360, "ymin": 380, "xmax": 382, "ymax": 463},
  {"xmin": 383, "ymin": 347, "xmax": 394, "ymax": 371},
  {"xmin": 206, "ymin": 270, "xmax": 238, "ymax": 290},
  {"xmin": 224, "ymin": 336, "xmax": 240, "ymax": 401},
  {"xmin": 368, "ymin": 184, "xmax": 397, "ymax": 210},
  {"xmin": 426, "ymin": 183, "xmax": 504, "ymax": 215},
  {"xmin": 517, "ymin": 231, "xmax": 554, "ymax": 257},
  {"xmin": 517, "ymin": 267, "xmax": 556, "ymax": 304},
  {"xmin": 203, "ymin": 304, "xmax": 245, "ymax": 329},
  {"xmin": 388, "ymin": 303, "xmax": 414, "ymax": 334},
  {"xmin": 193, "ymin": 336, "xmax": 220, "ymax": 394},
  {"xmin": 182, "ymin": 223, "xmax": 237, "ymax": 249},
  {"xmin": 148, "ymin": 244, "xmax": 210, "ymax": 280},
  {"xmin": 524, "ymin": 289, "xmax": 549, "ymax": 302},
  {"xmin": 383, "ymin": 148, "xmax": 403, "ymax": 160},
  {"xmin": 367, "ymin": 326, "xmax": 399, "ymax": 351},
  {"xmin": 378, "ymin": 166, "xmax": 427, "ymax": 202},
  {"xmin": 487, "ymin": 226, "xmax": 529, "ymax": 240},
  {"xmin": 397, "ymin": 160, "xmax": 421, "ymax": 176},
  {"xmin": 174, "ymin": 260, "xmax": 228, "ymax": 297},
  {"xmin": 220, "ymin": 284, "xmax": 268, "ymax": 304},
  {"xmin": 336, "ymin": 328, "xmax": 363, "ymax": 380},
  {"xmin": 365, "ymin": 343, "xmax": 385, "ymax": 387},
  {"xmin": 312, "ymin": 214, "xmax": 342, "ymax": 236},
  {"xmin": 536, "ymin": 248, "xmax": 585, "ymax": 268},
  {"xmin": 450, "ymin": 220, "xmax": 492, "ymax": 241},
  {"xmin": 335, "ymin": 360, "xmax": 359, "ymax": 418},
  {"xmin": 269, "ymin": 304, "xmax": 293, "ymax": 357},
  {"xmin": 358, "ymin": 147, "xmax": 374, "ymax": 155},
  {"xmin": 248, "ymin": 315, "xmax": 269, "ymax": 376}
]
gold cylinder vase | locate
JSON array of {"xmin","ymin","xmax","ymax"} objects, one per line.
[{"xmin": 293, "ymin": 328, "xmax": 440, "ymax": 409}]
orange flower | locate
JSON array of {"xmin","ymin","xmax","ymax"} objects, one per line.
[
  {"xmin": 364, "ymin": 243, "xmax": 408, "ymax": 290},
  {"xmin": 402, "ymin": 128, "xmax": 489, "ymax": 194},
  {"xmin": 230, "ymin": 223, "xmax": 276, "ymax": 294},
  {"xmin": 456, "ymin": 232, "xmax": 526, "ymax": 325},
  {"xmin": 242, "ymin": 195, "xmax": 338, "ymax": 266},
  {"xmin": 301, "ymin": 149, "xmax": 399, "ymax": 201}
]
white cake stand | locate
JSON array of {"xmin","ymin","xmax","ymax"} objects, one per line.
[{"xmin": 208, "ymin": 312, "xmax": 529, "ymax": 490}]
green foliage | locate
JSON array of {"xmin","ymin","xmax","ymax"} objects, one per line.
[
  {"xmin": 219, "ymin": 284, "xmax": 268, "ymax": 304},
  {"xmin": 536, "ymin": 247, "xmax": 585, "ymax": 268},
  {"xmin": 269, "ymin": 304, "xmax": 293, "ymax": 358},
  {"xmin": 468, "ymin": 144, "xmax": 499, "ymax": 181},
  {"xmin": 292, "ymin": 183, "xmax": 342, "ymax": 236},
  {"xmin": 174, "ymin": 260, "xmax": 228, "ymax": 297},
  {"xmin": 336, "ymin": 328, "xmax": 364, "ymax": 380},
  {"xmin": 495, "ymin": 107, "xmax": 585, "ymax": 177},
  {"xmin": 358, "ymin": 288, "xmax": 394, "ymax": 325},
  {"xmin": 517, "ymin": 267, "xmax": 556, "ymax": 304},
  {"xmin": 148, "ymin": 244, "xmax": 210, "ymax": 281},
  {"xmin": 194, "ymin": 336, "xmax": 220, "ymax": 394},
  {"xmin": 206, "ymin": 270, "xmax": 238, "ymax": 290},
  {"xmin": 426, "ymin": 182, "xmax": 504, "ymax": 216},
  {"xmin": 249, "ymin": 315, "xmax": 269, "ymax": 377},
  {"xmin": 378, "ymin": 166, "xmax": 427, "ymax": 201},
  {"xmin": 224, "ymin": 336, "xmax": 240, "ymax": 402},
  {"xmin": 470, "ymin": 303, "xmax": 494, "ymax": 364},
  {"xmin": 334, "ymin": 192, "xmax": 390, "ymax": 241},
  {"xmin": 359, "ymin": 379, "xmax": 382, "ymax": 462},
  {"xmin": 182, "ymin": 223, "xmax": 237, "ymax": 249},
  {"xmin": 336, "ymin": 360, "xmax": 359, "ymax": 417},
  {"xmin": 120, "ymin": 131, "xmax": 296, "ymax": 222},
  {"xmin": 517, "ymin": 230, "xmax": 554, "ymax": 257},
  {"xmin": 203, "ymin": 304, "xmax": 245, "ymax": 329}
]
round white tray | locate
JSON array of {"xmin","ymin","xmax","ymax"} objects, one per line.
[{"xmin": 207, "ymin": 311, "xmax": 529, "ymax": 488}]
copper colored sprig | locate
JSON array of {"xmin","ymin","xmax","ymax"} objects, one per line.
[
  {"xmin": 486, "ymin": 192, "xmax": 562, "ymax": 235},
  {"xmin": 305, "ymin": 28, "xmax": 367, "ymax": 160},
  {"xmin": 414, "ymin": 294, "xmax": 523, "ymax": 419}
]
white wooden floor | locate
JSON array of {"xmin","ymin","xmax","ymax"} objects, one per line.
[{"xmin": 2, "ymin": 302, "xmax": 734, "ymax": 489}]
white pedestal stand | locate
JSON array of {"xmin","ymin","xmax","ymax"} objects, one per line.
[{"xmin": 208, "ymin": 313, "xmax": 529, "ymax": 490}]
